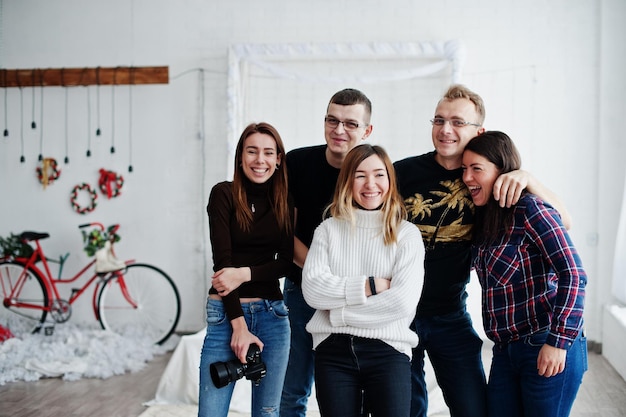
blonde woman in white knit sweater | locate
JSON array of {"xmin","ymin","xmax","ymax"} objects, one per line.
[{"xmin": 302, "ymin": 144, "xmax": 425, "ymax": 417}]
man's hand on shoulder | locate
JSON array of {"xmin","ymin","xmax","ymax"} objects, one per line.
[
  {"xmin": 493, "ymin": 169, "xmax": 528, "ymax": 208},
  {"xmin": 493, "ymin": 169, "xmax": 572, "ymax": 229}
]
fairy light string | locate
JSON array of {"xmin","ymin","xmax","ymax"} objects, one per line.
[
  {"xmin": 19, "ymin": 84, "xmax": 24, "ymax": 162},
  {"xmin": 110, "ymin": 68, "xmax": 116, "ymax": 154},
  {"xmin": 3, "ymin": 69, "xmax": 8, "ymax": 137},
  {"xmin": 128, "ymin": 67, "xmax": 134, "ymax": 173},
  {"xmin": 64, "ymin": 86, "xmax": 69, "ymax": 163},
  {"xmin": 62, "ymin": 69, "xmax": 69, "ymax": 164},
  {"xmin": 15, "ymin": 70, "xmax": 25, "ymax": 162},
  {"xmin": 96, "ymin": 66, "xmax": 101, "ymax": 136},
  {"xmin": 38, "ymin": 69, "xmax": 44, "ymax": 161},
  {"xmin": 128, "ymin": 0, "xmax": 135, "ymax": 173},
  {"xmin": 31, "ymin": 70, "xmax": 36, "ymax": 129},
  {"xmin": 85, "ymin": 70, "xmax": 92, "ymax": 157}
]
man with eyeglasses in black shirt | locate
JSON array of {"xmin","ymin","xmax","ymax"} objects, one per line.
[
  {"xmin": 394, "ymin": 84, "xmax": 571, "ymax": 417},
  {"xmin": 280, "ymin": 88, "xmax": 373, "ymax": 417}
]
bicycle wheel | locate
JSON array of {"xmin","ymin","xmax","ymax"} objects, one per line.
[
  {"xmin": 97, "ymin": 263, "xmax": 180, "ymax": 345},
  {"xmin": 0, "ymin": 260, "xmax": 49, "ymax": 335}
]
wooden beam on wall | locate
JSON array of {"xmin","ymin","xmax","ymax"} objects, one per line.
[{"xmin": 0, "ymin": 66, "xmax": 169, "ymax": 87}]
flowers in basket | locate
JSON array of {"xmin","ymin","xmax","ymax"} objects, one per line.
[
  {"xmin": 81, "ymin": 226, "xmax": 125, "ymax": 273},
  {"xmin": 81, "ymin": 226, "xmax": 121, "ymax": 257}
]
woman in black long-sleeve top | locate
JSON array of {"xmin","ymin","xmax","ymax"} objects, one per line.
[{"xmin": 198, "ymin": 122, "xmax": 294, "ymax": 417}]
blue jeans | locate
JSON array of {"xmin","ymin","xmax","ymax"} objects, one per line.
[
  {"xmin": 315, "ymin": 334, "xmax": 412, "ymax": 417},
  {"xmin": 198, "ymin": 298, "xmax": 291, "ymax": 417},
  {"xmin": 487, "ymin": 330, "xmax": 587, "ymax": 417},
  {"xmin": 410, "ymin": 309, "xmax": 487, "ymax": 417},
  {"xmin": 280, "ymin": 280, "xmax": 316, "ymax": 417}
]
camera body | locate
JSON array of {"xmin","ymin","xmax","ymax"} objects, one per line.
[{"xmin": 210, "ymin": 343, "xmax": 267, "ymax": 388}]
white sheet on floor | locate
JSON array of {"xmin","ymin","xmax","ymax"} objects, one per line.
[{"xmin": 0, "ymin": 323, "xmax": 175, "ymax": 385}]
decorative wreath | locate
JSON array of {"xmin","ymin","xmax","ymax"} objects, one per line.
[
  {"xmin": 36, "ymin": 158, "xmax": 61, "ymax": 188},
  {"xmin": 98, "ymin": 168, "xmax": 124, "ymax": 199},
  {"xmin": 70, "ymin": 183, "xmax": 98, "ymax": 214}
]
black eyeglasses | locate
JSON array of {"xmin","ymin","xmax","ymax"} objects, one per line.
[
  {"xmin": 324, "ymin": 117, "xmax": 365, "ymax": 131},
  {"xmin": 430, "ymin": 118, "xmax": 481, "ymax": 128}
]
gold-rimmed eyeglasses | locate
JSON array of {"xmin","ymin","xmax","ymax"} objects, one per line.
[{"xmin": 430, "ymin": 118, "xmax": 481, "ymax": 128}]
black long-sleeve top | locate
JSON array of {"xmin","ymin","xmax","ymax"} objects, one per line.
[
  {"xmin": 285, "ymin": 145, "xmax": 341, "ymax": 285},
  {"xmin": 207, "ymin": 178, "xmax": 294, "ymax": 320}
]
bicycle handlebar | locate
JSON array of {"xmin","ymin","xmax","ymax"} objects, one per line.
[{"xmin": 78, "ymin": 223, "xmax": 120, "ymax": 234}]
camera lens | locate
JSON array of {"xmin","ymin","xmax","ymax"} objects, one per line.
[
  {"xmin": 209, "ymin": 344, "xmax": 265, "ymax": 389},
  {"xmin": 210, "ymin": 360, "xmax": 244, "ymax": 388}
]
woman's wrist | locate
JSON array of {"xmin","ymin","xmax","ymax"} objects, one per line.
[
  {"xmin": 240, "ymin": 266, "xmax": 252, "ymax": 283},
  {"xmin": 368, "ymin": 276, "xmax": 377, "ymax": 296}
]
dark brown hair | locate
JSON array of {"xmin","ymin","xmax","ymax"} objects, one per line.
[
  {"xmin": 232, "ymin": 122, "xmax": 291, "ymax": 233},
  {"xmin": 464, "ymin": 131, "xmax": 522, "ymax": 245},
  {"xmin": 328, "ymin": 88, "xmax": 372, "ymax": 125}
]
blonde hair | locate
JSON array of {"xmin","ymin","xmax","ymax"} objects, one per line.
[
  {"xmin": 441, "ymin": 84, "xmax": 486, "ymax": 125},
  {"xmin": 326, "ymin": 144, "xmax": 406, "ymax": 245}
]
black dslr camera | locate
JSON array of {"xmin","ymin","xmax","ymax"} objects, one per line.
[{"xmin": 210, "ymin": 343, "xmax": 267, "ymax": 388}]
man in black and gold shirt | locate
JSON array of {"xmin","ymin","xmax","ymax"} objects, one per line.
[{"xmin": 395, "ymin": 84, "xmax": 571, "ymax": 417}]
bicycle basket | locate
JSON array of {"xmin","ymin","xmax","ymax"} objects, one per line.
[{"xmin": 82, "ymin": 226, "xmax": 121, "ymax": 257}]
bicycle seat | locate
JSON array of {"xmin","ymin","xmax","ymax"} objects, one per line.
[{"xmin": 20, "ymin": 231, "xmax": 50, "ymax": 242}]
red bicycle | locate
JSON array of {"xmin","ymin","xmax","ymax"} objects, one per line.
[{"xmin": 0, "ymin": 222, "xmax": 180, "ymax": 345}]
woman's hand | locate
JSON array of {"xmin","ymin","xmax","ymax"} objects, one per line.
[
  {"xmin": 230, "ymin": 317, "xmax": 264, "ymax": 363},
  {"xmin": 537, "ymin": 344, "xmax": 567, "ymax": 377},
  {"xmin": 212, "ymin": 267, "xmax": 251, "ymax": 296}
]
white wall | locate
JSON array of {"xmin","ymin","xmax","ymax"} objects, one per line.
[
  {"xmin": 603, "ymin": 306, "xmax": 626, "ymax": 381},
  {"xmin": 0, "ymin": 0, "xmax": 624, "ymax": 348}
]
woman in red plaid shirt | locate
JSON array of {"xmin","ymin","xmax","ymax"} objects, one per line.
[{"xmin": 462, "ymin": 131, "xmax": 587, "ymax": 417}]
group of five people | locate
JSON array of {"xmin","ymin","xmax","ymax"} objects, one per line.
[{"xmin": 198, "ymin": 84, "xmax": 588, "ymax": 417}]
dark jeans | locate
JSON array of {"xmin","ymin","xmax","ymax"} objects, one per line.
[
  {"xmin": 315, "ymin": 334, "xmax": 411, "ymax": 417},
  {"xmin": 487, "ymin": 330, "xmax": 588, "ymax": 417},
  {"xmin": 410, "ymin": 309, "xmax": 487, "ymax": 417},
  {"xmin": 280, "ymin": 280, "xmax": 316, "ymax": 417}
]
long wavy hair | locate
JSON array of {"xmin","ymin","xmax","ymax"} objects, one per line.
[
  {"xmin": 326, "ymin": 144, "xmax": 406, "ymax": 245},
  {"xmin": 464, "ymin": 131, "xmax": 522, "ymax": 245},
  {"xmin": 232, "ymin": 122, "xmax": 291, "ymax": 233}
]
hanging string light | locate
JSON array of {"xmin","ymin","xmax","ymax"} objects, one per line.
[
  {"xmin": 96, "ymin": 66, "xmax": 101, "ymax": 137},
  {"xmin": 127, "ymin": 67, "xmax": 134, "ymax": 173},
  {"xmin": 31, "ymin": 70, "xmax": 36, "ymax": 129},
  {"xmin": 128, "ymin": 0, "xmax": 135, "ymax": 173},
  {"xmin": 15, "ymin": 71, "xmax": 25, "ymax": 162},
  {"xmin": 110, "ymin": 67, "xmax": 116, "ymax": 154},
  {"xmin": 76, "ymin": 68, "xmax": 92, "ymax": 158},
  {"xmin": 85, "ymin": 68, "xmax": 92, "ymax": 157},
  {"xmin": 19, "ymin": 84, "xmax": 25, "ymax": 163},
  {"xmin": 62, "ymin": 69, "xmax": 69, "ymax": 164},
  {"xmin": 64, "ymin": 86, "xmax": 69, "ymax": 164},
  {"xmin": 37, "ymin": 69, "xmax": 45, "ymax": 161},
  {"xmin": 3, "ymin": 69, "xmax": 8, "ymax": 137}
]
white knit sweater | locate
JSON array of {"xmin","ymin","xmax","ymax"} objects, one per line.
[{"xmin": 302, "ymin": 209, "xmax": 425, "ymax": 358}]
